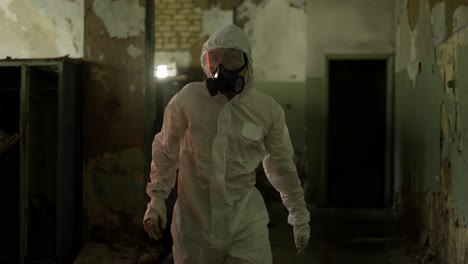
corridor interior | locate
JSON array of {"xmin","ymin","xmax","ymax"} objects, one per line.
[{"xmin": 1, "ymin": 0, "xmax": 467, "ymax": 263}]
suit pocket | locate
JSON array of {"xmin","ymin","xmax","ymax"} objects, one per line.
[{"xmin": 241, "ymin": 122, "xmax": 263, "ymax": 141}]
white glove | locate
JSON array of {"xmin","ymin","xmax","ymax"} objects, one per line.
[
  {"xmin": 143, "ymin": 198, "xmax": 167, "ymax": 240},
  {"xmin": 294, "ymin": 223, "xmax": 310, "ymax": 255}
]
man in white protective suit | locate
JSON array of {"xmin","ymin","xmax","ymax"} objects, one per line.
[{"xmin": 143, "ymin": 24, "xmax": 310, "ymax": 263}]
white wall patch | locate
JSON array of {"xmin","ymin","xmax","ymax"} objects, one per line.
[
  {"xmin": 453, "ymin": 5, "xmax": 468, "ymax": 33},
  {"xmin": 431, "ymin": 2, "xmax": 446, "ymax": 46},
  {"xmin": 127, "ymin": 44, "xmax": 143, "ymax": 59},
  {"xmin": 93, "ymin": 0, "xmax": 144, "ymax": 39},
  {"xmin": 202, "ymin": 5, "xmax": 233, "ymax": 37},
  {"xmin": 0, "ymin": 0, "xmax": 18, "ymax": 22}
]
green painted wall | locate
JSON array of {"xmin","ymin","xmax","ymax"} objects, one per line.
[
  {"xmin": 304, "ymin": 77, "xmax": 326, "ymax": 203},
  {"xmin": 395, "ymin": 45, "xmax": 468, "ymax": 225},
  {"xmin": 255, "ymin": 81, "xmax": 306, "ymax": 154},
  {"xmin": 394, "ymin": 53, "xmax": 442, "ymax": 195},
  {"xmin": 450, "ymin": 46, "xmax": 468, "ymax": 223}
]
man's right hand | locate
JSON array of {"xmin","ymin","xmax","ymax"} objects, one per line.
[{"xmin": 143, "ymin": 198, "xmax": 167, "ymax": 240}]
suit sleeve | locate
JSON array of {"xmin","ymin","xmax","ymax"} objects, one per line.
[
  {"xmin": 146, "ymin": 91, "xmax": 186, "ymax": 200},
  {"xmin": 262, "ymin": 103, "xmax": 310, "ymax": 226}
]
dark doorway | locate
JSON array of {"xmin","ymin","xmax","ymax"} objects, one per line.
[
  {"xmin": 0, "ymin": 66, "xmax": 21, "ymax": 264},
  {"xmin": 326, "ymin": 59, "xmax": 387, "ymax": 208}
]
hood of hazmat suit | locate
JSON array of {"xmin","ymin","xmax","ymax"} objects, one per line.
[{"xmin": 147, "ymin": 24, "xmax": 310, "ymax": 263}]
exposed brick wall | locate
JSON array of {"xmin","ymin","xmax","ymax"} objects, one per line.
[{"xmin": 155, "ymin": 0, "xmax": 202, "ymax": 51}]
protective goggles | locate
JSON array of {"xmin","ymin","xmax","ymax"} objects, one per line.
[{"xmin": 202, "ymin": 48, "xmax": 247, "ymax": 73}]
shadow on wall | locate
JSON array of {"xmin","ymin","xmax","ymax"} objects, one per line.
[{"xmin": 397, "ymin": 132, "xmax": 425, "ymax": 239}]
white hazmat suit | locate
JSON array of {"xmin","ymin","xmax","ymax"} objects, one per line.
[{"xmin": 144, "ymin": 24, "xmax": 310, "ymax": 263}]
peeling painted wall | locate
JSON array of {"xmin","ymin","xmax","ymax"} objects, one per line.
[
  {"xmin": 453, "ymin": 4, "xmax": 468, "ymax": 32},
  {"xmin": 396, "ymin": 0, "xmax": 468, "ymax": 74},
  {"xmin": 395, "ymin": 0, "xmax": 441, "ymax": 81},
  {"xmin": 237, "ymin": 0, "xmax": 307, "ymax": 81},
  {"xmin": 83, "ymin": 0, "xmax": 147, "ymax": 242},
  {"xmin": 0, "ymin": 0, "xmax": 149, "ymax": 248},
  {"xmin": 305, "ymin": 0, "xmax": 396, "ymax": 203},
  {"xmin": 0, "ymin": 0, "xmax": 84, "ymax": 58},
  {"xmin": 395, "ymin": 0, "xmax": 468, "ymax": 262},
  {"xmin": 93, "ymin": 0, "xmax": 144, "ymax": 39}
]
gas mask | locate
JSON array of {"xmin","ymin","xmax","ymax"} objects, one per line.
[
  {"xmin": 202, "ymin": 49, "xmax": 248, "ymax": 97},
  {"xmin": 205, "ymin": 61, "xmax": 247, "ymax": 97}
]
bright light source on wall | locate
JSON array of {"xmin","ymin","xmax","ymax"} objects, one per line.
[
  {"xmin": 154, "ymin": 62, "xmax": 177, "ymax": 79},
  {"xmin": 155, "ymin": 65, "xmax": 168, "ymax": 78}
]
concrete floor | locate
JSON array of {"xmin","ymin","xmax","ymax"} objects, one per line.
[
  {"xmin": 267, "ymin": 201, "xmax": 431, "ymax": 264},
  {"xmin": 74, "ymin": 201, "xmax": 440, "ymax": 264}
]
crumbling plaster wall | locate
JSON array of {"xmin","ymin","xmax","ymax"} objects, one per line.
[
  {"xmin": 305, "ymin": 0, "xmax": 396, "ymax": 203},
  {"xmin": 237, "ymin": 0, "xmax": 306, "ymax": 82},
  {"xmin": 82, "ymin": 0, "xmax": 148, "ymax": 243},
  {"xmin": 0, "ymin": 0, "xmax": 148, "ymax": 249},
  {"xmin": 0, "ymin": 0, "xmax": 83, "ymax": 58},
  {"xmin": 395, "ymin": 0, "xmax": 468, "ymax": 262}
]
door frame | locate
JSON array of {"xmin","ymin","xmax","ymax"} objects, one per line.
[{"xmin": 322, "ymin": 53, "xmax": 395, "ymax": 208}]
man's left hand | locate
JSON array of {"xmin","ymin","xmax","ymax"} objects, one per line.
[{"xmin": 294, "ymin": 223, "xmax": 310, "ymax": 255}]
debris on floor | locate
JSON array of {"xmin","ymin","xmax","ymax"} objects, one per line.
[{"xmin": 73, "ymin": 241, "xmax": 166, "ymax": 264}]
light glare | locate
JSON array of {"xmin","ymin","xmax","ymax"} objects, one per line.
[{"xmin": 155, "ymin": 65, "xmax": 168, "ymax": 79}]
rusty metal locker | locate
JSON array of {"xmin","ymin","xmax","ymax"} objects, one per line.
[{"xmin": 0, "ymin": 58, "xmax": 82, "ymax": 264}]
